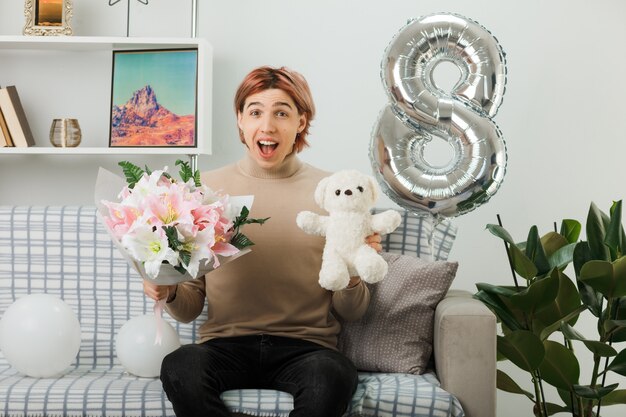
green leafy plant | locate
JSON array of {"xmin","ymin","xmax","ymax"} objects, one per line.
[{"xmin": 475, "ymin": 201, "xmax": 626, "ymax": 416}]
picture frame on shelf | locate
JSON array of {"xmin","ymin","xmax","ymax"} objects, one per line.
[
  {"xmin": 109, "ymin": 48, "xmax": 199, "ymax": 149},
  {"xmin": 23, "ymin": 0, "xmax": 73, "ymax": 36}
]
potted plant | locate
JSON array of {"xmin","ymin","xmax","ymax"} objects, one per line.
[{"xmin": 475, "ymin": 201, "xmax": 626, "ymax": 416}]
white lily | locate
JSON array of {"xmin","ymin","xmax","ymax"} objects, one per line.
[
  {"xmin": 121, "ymin": 224, "xmax": 178, "ymax": 279},
  {"xmin": 196, "ymin": 184, "xmax": 222, "ymax": 205},
  {"xmin": 176, "ymin": 225, "xmax": 214, "ymax": 277},
  {"xmin": 122, "ymin": 169, "xmax": 171, "ymax": 209}
]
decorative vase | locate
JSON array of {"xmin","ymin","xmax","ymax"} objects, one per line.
[{"xmin": 49, "ymin": 118, "xmax": 81, "ymax": 147}]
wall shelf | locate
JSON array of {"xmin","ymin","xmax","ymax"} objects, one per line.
[
  {"xmin": 0, "ymin": 35, "xmax": 208, "ymax": 51},
  {"xmin": 0, "ymin": 147, "xmax": 202, "ymax": 155},
  {"xmin": 0, "ymin": 35, "xmax": 212, "ymax": 157}
]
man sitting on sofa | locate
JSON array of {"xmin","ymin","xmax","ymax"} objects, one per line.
[{"xmin": 143, "ymin": 65, "xmax": 381, "ymax": 417}]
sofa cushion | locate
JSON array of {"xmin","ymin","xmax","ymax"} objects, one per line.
[
  {"xmin": 373, "ymin": 208, "xmax": 457, "ymax": 261},
  {"xmin": 0, "ymin": 364, "xmax": 169, "ymax": 417},
  {"xmin": 0, "ymin": 362, "xmax": 462, "ymax": 417},
  {"xmin": 223, "ymin": 372, "xmax": 463, "ymax": 417},
  {"xmin": 338, "ymin": 253, "xmax": 458, "ymax": 374}
]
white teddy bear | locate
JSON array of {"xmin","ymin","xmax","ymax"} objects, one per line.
[{"xmin": 296, "ymin": 169, "xmax": 402, "ymax": 291}]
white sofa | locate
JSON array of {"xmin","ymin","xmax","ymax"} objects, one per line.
[{"xmin": 0, "ymin": 206, "xmax": 496, "ymax": 417}]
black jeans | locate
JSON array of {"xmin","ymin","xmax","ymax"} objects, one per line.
[{"xmin": 160, "ymin": 334, "xmax": 358, "ymax": 417}]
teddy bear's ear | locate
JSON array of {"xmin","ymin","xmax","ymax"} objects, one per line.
[
  {"xmin": 367, "ymin": 175, "xmax": 379, "ymax": 204},
  {"xmin": 314, "ymin": 176, "xmax": 330, "ymax": 208}
]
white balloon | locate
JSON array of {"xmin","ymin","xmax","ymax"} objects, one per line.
[
  {"xmin": 116, "ymin": 314, "xmax": 181, "ymax": 378},
  {"xmin": 0, "ymin": 293, "xmax": 81, "ymax": 378}
]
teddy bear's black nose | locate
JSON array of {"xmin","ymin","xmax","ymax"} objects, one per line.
[{"xmin": 344, "ymin": 190, "xmax": 352, "ymax": 196}]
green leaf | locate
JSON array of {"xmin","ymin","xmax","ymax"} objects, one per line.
[
  {"xmin": 608, "ymin": 300, "xmax": 626, "ymax": 342},
  {"xmin": 605, "ymin": 200, "xmax": 623, "ymax": 256},
  {"xmin": 573, "ymin": 241, "xmax": 593, "ymax": 278},
  {"xmin": 475, "ymin": 283, "xmax": 517, "ymax": 298},
  {"xmin": 163, "ymin": 226, "xmax": 182, "ymax": 250},
  {"xmin": 485, "ymin": 223, "xmax": 539, "ymax": 279},
  {"xmin": 573, "ymin": 242, "xmax": 603, "ymax": 317},
  {"xmin": 604, "ymin": 319, "xmax": 626, "ymax": 340},
  {"xmin": 175, "ymin": 159, "xmax": 202, "ymax": 187},
  {"xmin": 118, "ymin": 161, "xmax": 145, "ymax": 189},
  {"xmin": 560, "ymin": 322, "xmax": 617, "ymax": 357},
  {"xmin": 615, "ymin": 201, "xmax": 626, "ymax": 260},
  {"xmin": 580, "ymin": 257, "xmax": 626, "ymax": 298},
  {"xmin": 486, "ymin": 224, "xmax": 516, "ymax": 245},
  {"xmin": 539, "ymin": 305, "xmax": 587, "ymax": 341},
  {"xmin": 541, "ymin": 231, "xmax": 569, "ymax": 258},
  {"xmin": 173, "ymin": 264, "xmax": 187, "ymax": 274},
  {"xmin": 526, "ymin": 226, "xmax": 551, "ymax": 275},
  {"xmin": 242, "ymin": 216, "xmax": 270, "ymax": 226},
  {"xmin": 474, "ymin": 284, "xmax": 525, "ymax": 327},
  {"xmin": 538, "ymin": 340, "xmax": 580, "ymax": 390},
  {"xmin": 578, "ymin": 281, "xmax": 603, "ymax": 317},
  {"xmin": 496, "ymin": 369, "xmax": 534, "ymax": 400},
  {"xmin": 535, "ymin": 270, "xmax": 582, "ymax": 332},
  {"xmin": 560, "ymin": 219, "xmax": 582, "ymax": 244},
  {"xmin": 229, "ymin": 206, "xmax": 269, "ymax": 249},
  {"xmin": 556, "ymin": 388, "xmax": 578, "ymax": 412},
  {"xmin": 175, "ymin": 159, "xmax": 194, "ymax": 183},
  {"xmin": 580, "ymin": 260, "xmax": 615, "ymax": 298},
  {"xmin": 230, "ymin": 232, "xmax": 254, "ymax": 249},
  {"xmin": 510, "ymin": 273, "xmax": 559, "ymax": 314},
  {"xmin": 497, "ymin": 331, "xmax": 545, "ymax": 372},
  {"xmin": 178, "ymin": 250, "xmax": 191, "ymax": 267},
  {"xmin": 572, "ymin": 383, "xmax": 618, "ymax": 400},
  {"xmin": 509, "ymin": 243, "xmax": 538, "ymax": 280},
  {"xmin": 601, "ymin": 389, "xmax": 626, "ymax": 406},
  {"xmin": 606, "ymin": 349, "xmax": 626, "ymax": 376},
  {"xmin": 233, "ymin": 206, "xmax": 270, "ymax": 229},
  {"xmin": 548, "ymin": 243, "xmax": 576, "ymax": 270},
  {"xmin": 164, "ymin": 225, "xmax": 186, "ymax": 276},
  {"xmin": 612, "ymin": 255, "xmax": 626, "ymax": 297},
  {"xmin": 474, "ymin": 290, "xmax": 524, "ymax": 331},
  {"xmin": 586, "ymin": 202, "xmax": 610, "ymax": 261},
  {"xmin": 544, "ymin": 402, "xmax": 569, "ymax": 416},
  {"xmin": 234, "ymin": 206, "xmax": 250, "ymax": 226}
]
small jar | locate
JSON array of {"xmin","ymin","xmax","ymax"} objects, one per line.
[{"xmin": 49, "ymin": 118, "xmax": 81, "ymax": 147}]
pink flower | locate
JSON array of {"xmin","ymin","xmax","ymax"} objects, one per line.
[
  {"xmin": 102, "ymin": 200, "xmax": 139, "ymax": 239},
  {"xmin": 192, "ymin": 203, "xmax": 222, "ymax": 232},
  {"xmin": 143, "ymin": 185, "xmax": 197, "ymax": 229},
  {"xmin": 210, "ymin": 241, "xmax": 240, "ymax": 267}
]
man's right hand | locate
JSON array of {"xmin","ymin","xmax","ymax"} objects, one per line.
[{"xmin": 143, "ymin": 280, "xmax": 177, "ymax": 302}]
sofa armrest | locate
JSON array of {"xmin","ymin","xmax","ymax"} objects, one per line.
[{"xmin": 434, "ymin": 289, "xmax": 497, "ymax": 417}]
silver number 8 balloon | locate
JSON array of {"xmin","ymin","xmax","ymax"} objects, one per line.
[{"xmin": 370, "ymin": 13, "xmax": 507, "ymax": 218}]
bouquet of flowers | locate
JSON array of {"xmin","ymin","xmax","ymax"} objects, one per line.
[{"xmin": 95, "ymin": 160, "xmax": 268, "ymax": 285}]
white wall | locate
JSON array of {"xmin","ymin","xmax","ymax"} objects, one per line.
[{"xmin": 1, "ymin": 1, "xmax": 625, "ymax": 416}]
